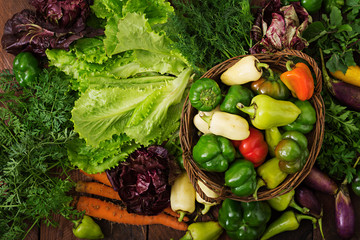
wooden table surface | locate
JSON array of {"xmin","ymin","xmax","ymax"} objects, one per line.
[{"xmin": 1, "ymin": 1, "xmax": 360, "ymax": 240}]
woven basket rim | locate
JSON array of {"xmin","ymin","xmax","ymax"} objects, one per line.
[{"xmin": 180, "ymin": 49, "xmax": 325, "ymax": 202}]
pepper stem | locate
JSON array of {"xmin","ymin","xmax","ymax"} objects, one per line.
[
  {"xmin": 285, "ymin": 60, "xmax": 294, "ymax": 71},
  {"xmin": 236, "ymin": 103, "xmax": 256, "ymax": 119},
  {"xmin": 253, "ymin": 178, "xmax": 266, "ymax": 200},
  {"xmin": 201, "ymin": 204, "xmax": 212, "ymax": 215},
  {"xmin": 266, "ymin": 67, "xmax": 274, "ymax": 80},
  {"xmin": 178, "ymin": 211, "xmax": 186, "ymax": 222},
  {"xmin": 256, "ymin": 62, "xmax": 270, "ymax": 72},
  {"xmin": 295, "ymin": 213, "xmax": 318, "ymax": 227},
  {"xmin": 289, "ymin": 200, "xmax": 310, "ymax": 214}
]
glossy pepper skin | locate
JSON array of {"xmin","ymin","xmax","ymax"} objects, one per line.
[
  {"xmin": 220, "ymin": 85, "xmax": 254, "ymax": 116},
  {"xmin": 192, "ymin": 134, "xmax": 236, "ymax": 172},
  {"xmin": 251, "ymin": 68, "xmax": 290, "ymax": 100},
  {"xmin": 237, "ymin": 94, "xmax": 301, "ymax": 130},
  {"xmin": 180, "ymin": 221, "xmax": 223, "ymax": 240},
  {"xmin": 232, "ymin": 127, "xmax": 268, "ymax": 167},
  {"xmin": 282, "ymin": 100, "xmax": 316, "ymax": 134},
  {"xmin": 280, "ymin": 61, "xmax": 314, "ymax": 101},
  {"xmin": 352, "ymin": 170, "xmax": 360, "ymax": 196},
  {"xmin": 189, "ymin": 78, "xmax": 222, "ymax": 111},
  {"xmin": 265, "ymin": 127, "xmax": 282, "ymax": 157},
  {"xmin": 224, "ymin": 159, "xmax": 257, "ymax": 197},
  {"xmin": 170, "ymin": 172, "xmax": 196, "ymax": 222},
  {"xmin": 301, "ymin": 0, "xmax": 322, "ymax": 13},
  {"xmin": 257, "ymin": 158, "xmax": 288, "ymax": 190},
  {"xmin": 267, "ymin": 189, "xmax": 309, "ymax": 214},
  {"xmin": 260, "ymin": 210, "xmax": 318, "ymax": 240},
  {"xmin": 275, "ymin": 131, "xmax": 309, "ymax": 174},
  {"xmin": 218, "ymin": 198, "xmax": 271, "ymax": 240},
  {"xmin": 72, "ymin": 215, "xmax": 104, "ymax": 239},
  {"xmin": 13, "ymin": 52, "xmax": 41, "ymax": 87}
]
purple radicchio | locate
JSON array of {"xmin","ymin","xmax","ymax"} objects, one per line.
[
  {"xmin": 249, "ymin": 0, "xmax": 312, "ymax": 54},
  {"xmin": 106, "ymin": 146, "xmax": 174, "ymax": 216},
  {"xmin": 1, "ymin": 0, "xmax": 103, "ymax": 57}
]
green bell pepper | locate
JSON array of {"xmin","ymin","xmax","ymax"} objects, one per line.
[
  {"xmin": 72, "ymin": 215, "xmax": 104, "ymax": 239},
  {"xmin": 219, "ymin": 198, "xmax": 271, "ymax": 240},
  {"xmin": 237, "ymin": 95, "xmax": 301, "ymax": 130},
  {"xmin": 13, "ymin": 52, "xmax": 41, "ymax": 87},
  {"xmin": 192, "ymin": 133, "xmax": 236, "ymax": 172},
  {"xmin": 282, "ymin": 100, "xmax": 316, "ymax": 134},
  {"xmin": 220, "ymin": 85, "xmax": 254, "ymax": 116},
  {"xmin": 265, "ymin": 127, "xmax": 282, "ymax": 157},
  {"xmin": 180, "ymin": 221, "xmax": 223, "ymax": 240},
  {"xmin": 352, "ymin": 169, "xmax": 360, "ymax": 196},
  {"xmin": 323, "ymin": 0, "xmax": 344, "ymax": 13},
  {"xmin": 251, "ymin": 68, "xmax": 290, "ymax": 100},
  {"xmin": 301, "ymin": 0, "xmax": 322, "ymax": 14},
  {"xmin": 267, "ymin": 189, "xmax": 309, "ymax": 213},
  {"xmin": 275, "ymin": 131, "xmax": 309, "ymax": 174},
  {"xmin": 260, "ymin": 210, "xmax": 318, "ymax": 240},
  {"xmin": 189, "ymin": 78, "xmax": 222, "ymax": 111},
  {"xmin": 224, "ymin": 159, "xmax": 257, "ymax": 197}
]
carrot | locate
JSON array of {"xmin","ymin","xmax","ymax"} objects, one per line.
[
  {"xmin": 79, "ymin": 169, "xmax": 112, "ymax": 187},
  {"xmin": 163, "ymin": 207, "xmax": 190, "ymax": 222},
  {"xmin": 75, "ymin": 196, "xmax": 188, "ymax": 231},
  {"xmin": 75, "ymin": 181, "xmax": 121, "ymax": 201}
]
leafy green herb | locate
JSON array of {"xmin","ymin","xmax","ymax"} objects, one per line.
[
  {"xmin": 316, "ymin": 90, "xmax": 360, "ymax": 182},
  {"xmin": 0, "ymin": 68, "xmax": 80, "ymax": 240},
  {"xmin": 303, "ymin": 1, "xmax": 360, "ymax": 73},
  {"xmin": 164, "ymin": 0, "xmax": 254, "ymax": 74}
]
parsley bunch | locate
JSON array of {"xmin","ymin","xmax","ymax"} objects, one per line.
[
  {"xmin": 0, "ymin": 68, "xmax": 80, "ymax": 240},
  {"xmin": 316, "ymin": 90, "xmax": 360, "ymax": 183},
  {"xmin": 303, "ymin": 0, "xmax": 360, "ymax": 73}
]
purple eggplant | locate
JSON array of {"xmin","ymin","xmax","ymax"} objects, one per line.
[
  {"xmin": 335, "ymin": 183, "xmax": 355, "ymax": 239},
  {"xmin": 320, "ymin": 49, "xmax": 360, "ymax": 111},
  {"xmin": 295, "ymin": 185, "xmax": 322, "ymax": 218},
  {"xmin": 303, "ymin": 166, "xmax": 338, "ymax": 195}
]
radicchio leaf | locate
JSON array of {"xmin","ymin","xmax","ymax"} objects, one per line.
[
  {"xmin": 106, "ymin": 146, "xmax": 175, "ymax": 216},
  {"xmin": 249, "ymin": 0, "xmax": 312, "ymax": 54}
]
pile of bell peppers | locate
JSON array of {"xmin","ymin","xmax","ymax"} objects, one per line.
[{"xmin": 189, "ymin": 55, "xmax": 316, "ymax": 199}]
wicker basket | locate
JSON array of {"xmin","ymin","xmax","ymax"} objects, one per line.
[{"xmin": 180, "ymin": 49, "xmax": 325, "ymax": 202}]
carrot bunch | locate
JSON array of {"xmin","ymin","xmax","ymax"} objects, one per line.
[{"xmin": 75, "ymin": 170, "xmax": 188, "ymax": 231}]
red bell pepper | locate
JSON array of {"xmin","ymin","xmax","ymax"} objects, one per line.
[
  {"xmin": 280, "ymin": 61, "xmax": 314, "ymax": 101},
  {"xmin": 232, "ymin": 127, "xmax": 268, "ymax": 167}
]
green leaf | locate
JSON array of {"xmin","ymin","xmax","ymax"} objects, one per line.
[
  {"xmin": 326, "ymin": 54, "xmax": 347, "ymax": 73},
  {"xmin": 344, "ymin": 51, "xmax": 357, "ymax": 67},
  {"xmin": 330, "ymin": 7, "xmax": 343, "ymax": 27},
  {"xmin": 302, "ymin": 21, "xmax": 327, "ymax": 43},
  {"xmin": 337, "ymin": 24, "xmax": 353, "ymax": 33}
]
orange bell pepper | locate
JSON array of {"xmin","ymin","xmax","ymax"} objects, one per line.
[{"xmin": 280, "ymin": 61, "xmax": 314, "ymax": 101}]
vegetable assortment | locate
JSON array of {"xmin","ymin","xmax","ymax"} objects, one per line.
[{"xmin": 2, "ymin": 0, "xmax": 360, "ymax": 239}]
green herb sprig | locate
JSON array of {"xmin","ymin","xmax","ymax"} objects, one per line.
[{"xmin": 0, "ymin": 68, "xmax": 80, "ymax": 240}]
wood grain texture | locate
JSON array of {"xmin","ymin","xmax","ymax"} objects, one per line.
[{"xmin": 0, "ymin": 1, "xmax": 33, "ymax": 70}]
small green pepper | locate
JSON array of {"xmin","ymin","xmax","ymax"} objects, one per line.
[
  {"xmin": 282, "ymin": 100, "xmax": 316, "ymax": 134},
  {"xmin": 218, "ymin": 198, "xmax": 271, "ymax": 240},
  {"xmin": 352, "ymin": 170, "xmax": 360, "ymax": 196},
  {"xmin": 275, "ymin": 131, "xmax": 309, "ymax": 174},
  {"xmin": 72, "ymin": 215, "xmax": 104, "ymax": 239},
  {"xmin": 265, "ymin": 127, "xmax": 283, "ymax": 157},
  {"xmin": 13, "ymin": 52, "xmax": 41, "ymax": 87},
  {"xmin": 192, "ymin": 134, "xmax": 236, "ymax": 172},
  {"xmin": 220, "ymin": 85, "xmax": 254, "ymax": 116},
  {"xmin": 256, "ymin": 157, "xmax": 288, "ymax": 190},
  {"xmin": 251, "ymin": 68, "xmax": 290, "ymax": 100},
  {"xmin": 224, "ymin": 159, "xmax": 257, "ymax": 197},
  {"xmin": 180, "ymin": 221, "xmax": 223, "ymax": 240},
  {"xmin": 260, "ymin": 210, "xmax": 318, "ymax": 240},
  {"xmin": 189, "ymin": 78, "xmax": 222, "ymax": 111},
  {"xmin": 237, "ymin": 95, "xmax": 301, "ymax": 130},
  {"xmin": 267, "ymin": 189, "xmax": 309, "ymax": 213},
  {"xmin": 301, "ymin": 0, "xmax": 323, "ymax": 14}
]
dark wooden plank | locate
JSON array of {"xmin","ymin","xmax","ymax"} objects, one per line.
[{"xmin": 0, "ymin": 1, "xmax": 33, "ymax": 70}]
